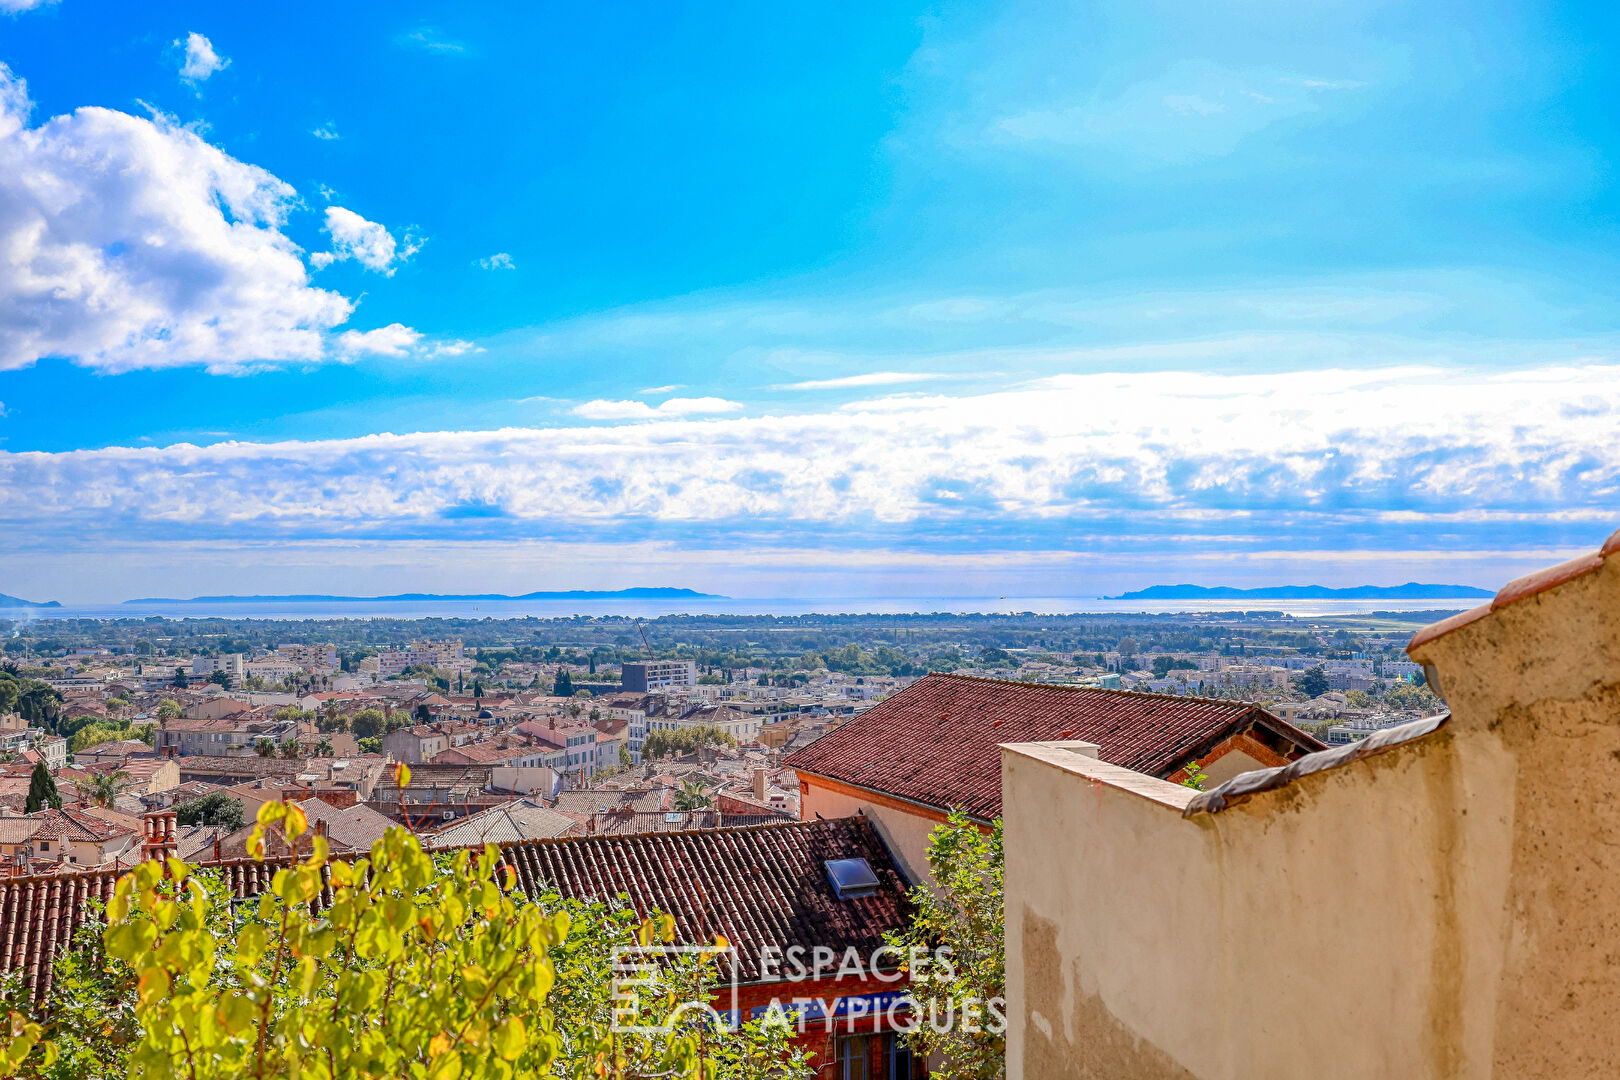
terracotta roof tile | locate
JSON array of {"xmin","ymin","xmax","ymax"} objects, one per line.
[
  {"xmin": 0, "ymin": 817, "xmax": 908, "ymax": 1001},
  {"xmin": 782, "ymin": 673, "xmax": 1321, "ymax": 820}
]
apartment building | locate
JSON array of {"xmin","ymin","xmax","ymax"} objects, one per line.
[
  {"xmin": 190, "ymin": 654, "xmax": 245, "ymax": 680},
  {"xmin": 376, "ymin": 639, "xmax": 467, "ymax": 677},
  {"xmin": 621, "ymin": 659, "xmax": 697, "ymax": 692},
  {"xmin": 276, "ymin": 643, "xmax": 339, "ymax": 672},
  {"xmin": 245, "ymin": 656, "xmax": 300, "ymax": 683},
  {"xmin": 153, "ymin": 715, "xmax": 302, "ymax": 757}
]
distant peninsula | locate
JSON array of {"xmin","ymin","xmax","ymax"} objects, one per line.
[
  {"xmin": 123, "ymin": 587, "xmax": 725, "ymax": 604},
  {"xmin": 0, "ymin": 593, "xmax": 60, "ymax": 608},
  {"xmin": 1110, "ymin": 583, "xmax": 1493, "ymax": 600}
]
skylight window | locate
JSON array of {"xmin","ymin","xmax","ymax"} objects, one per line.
[{"xmin": 825, "ymin": 857, "xmax": 879, "ymax": 899}]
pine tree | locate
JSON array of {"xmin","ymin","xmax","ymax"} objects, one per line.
[{"xmin": 25, "ymin": 760, "xmax": 59, "ymax": 813}]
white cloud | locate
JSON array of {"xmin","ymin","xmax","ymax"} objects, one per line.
[
  {"xmin": 0, "ymin": 64, "xmax": 471, "ymax": 372},
  {"xmin": 639, "ymin": 384, "xmax": 680, "ymax": 395},
  {"xmin": 333, "ymin": 324, "xmax": 479, "ymax": 360},
  {"xmin": 311, "ymin": 123, "xmax": 339, "ymax": 141},
  {"xmin": 573, "ymin": 396, "xmax": 744, "ymax": 420},
  {"xmin": 177, "ymin": 33, "xmax": 229, "ymax": 84},
  {"xmin": 334, "ymin": 323, "xmax": 421, "ymax": 357},
  {"xmin": 1, "ymin": 364, "xmax": 1613, "ymax": 543},
  {"xmin": 310, "ymin": 206, "xmax": 418, "ymax": 275},
  {"xmin": 1, "ymin": 0, "xmax": 55, "ymax": 12},
  {"xmin": 781, "ymin": 371, "xmax": 955, "ymax": 391},
  {"xmin": 316, "ymin": 183, "xmax": 339, "ymax": 202},
  {"xmin": 478, "ymin": 252, "xmax": 515, "ymax": 270},
  {"xmin": 0, "ymin": 63, "xmax": 367, "ymax": 373}
]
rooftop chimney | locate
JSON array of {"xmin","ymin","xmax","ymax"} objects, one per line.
[
  {"xmin": 141, "ymin": 809, "xmax": 177, "ymax": 862},
  {"xmin": 753, "ymin": 767, "xmax": 768, "ymax": 802}
]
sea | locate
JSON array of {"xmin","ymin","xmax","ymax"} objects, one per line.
[{"xmin": 8, "ymin": 596, "xmax": 1475, "ymax": 621}]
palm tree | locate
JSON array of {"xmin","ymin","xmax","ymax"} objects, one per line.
[
  {"xmin": 77, "ymin": 769, "xmax": 132, "ymax": 809},
  {"xmin": 254, "ymin": 738, "xmax": 276, "ymax": 757},
  {"xmin": 673, "ymin": 779, "xmax": 710, "ymax": 811}
]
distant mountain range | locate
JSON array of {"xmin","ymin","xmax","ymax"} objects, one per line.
[
  {"xmin": 1110, "ymin": 583, "xmax": 1493, "ymax": 600},
  {"xmin": 0, "ymin": 592, "xmax": 60, "ymax": 608},
  {"xmin": 123, "ymin": 587, "xmax": 724, "ymax": 604}
]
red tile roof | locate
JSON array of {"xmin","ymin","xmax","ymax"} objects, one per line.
[
  {"xmin": 0, "ymin": 817, "xmax": 909, "ymax": 1002},
  {"xmin": 1409, "ymin": 524, "xmax": 1620, "ymax": 652},
  {"xmin": 783, "ymin": 673, "xmax": 1322, "ymax": 820}
]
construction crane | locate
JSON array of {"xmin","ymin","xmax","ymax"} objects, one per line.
[{"xmin": 634, "ymin": 619, "xmax": 653, "ymax": 659}]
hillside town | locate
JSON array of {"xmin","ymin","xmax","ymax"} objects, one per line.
[
  {"xmin": 0, "ymin": 538, "xmax": 1616, "ymax": 1080},
  {"xmin": 0, "ymin": 610, "xmax": 1443, "ymax": 878}
]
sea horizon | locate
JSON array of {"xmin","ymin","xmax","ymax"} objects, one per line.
[{"xmin": 0, "ymin": 595, "xmax": 1473, "ymax": 622}]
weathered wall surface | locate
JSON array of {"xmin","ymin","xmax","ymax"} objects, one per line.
[{"xmin": 1005, "ymin": 539, "xmax": 1620, "ymax": 1080}]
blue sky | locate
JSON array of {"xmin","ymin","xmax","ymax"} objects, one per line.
[{"xmin": 0, "ymin": 0, "xmax": 1617, "ymax": 602}]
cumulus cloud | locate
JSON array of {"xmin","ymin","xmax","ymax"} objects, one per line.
[
  {"xmin": 0, "ymin": 64, "xmax": 357, "ymax": 372},
  {"xmin": 310, "ymin": 206, "xmax": 418, "ymax": 275},
  {"xmin": 1, "ymin": 0, "xmax": 55, "ymax": 12},
  {"xmin": 311, "ymin": 123, "xmax": 339, "ymax": 141},
  {"xmin": 1, "ymin": 365, "xmax": 1614, "ymax": 551},
  {"xmin": 334, "ymin": 323, "xmax": 421, "ymax": 357},
  {"xmin": 573, "ymin": 397, "xmax": 744, "ymax": 420},
  {"xmin": 478, "ymin": 252, "xmax": 514, "ymax": 270},
  {"xmin": 0, "ymin": 65, "xmax": 460, "ymax": 372},
  {"xmin": 177, "ymin": 33, "xmax": 229, "ymax": 84}
]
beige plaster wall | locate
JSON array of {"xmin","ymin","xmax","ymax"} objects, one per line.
[
  {"xmin": 1004, "ymin": 553, "xmax": 1620, "ymax": 1080},
  {"xmin": 799, "ymin": 780, "xmax": 944, "ymax": 888},
  {"xmin": 1197, "ymin": 747, "xmax": 1268, "ymax": 788}
]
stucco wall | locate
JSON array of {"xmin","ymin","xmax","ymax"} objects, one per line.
[
  {"xmin": 1004, "ymin": 549, "xmax": 1620, "ymax": 1080},
  {"xmin": 799, "ymin": 778, "xmax": 945, "ymax": 887}
]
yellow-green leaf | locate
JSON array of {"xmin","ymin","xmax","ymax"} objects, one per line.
[{"xmin": 493, "ymin": 1016, "xmax": 526, "ymax": 1061}]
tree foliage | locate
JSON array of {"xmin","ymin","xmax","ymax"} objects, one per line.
[
  {"xmin": 885, "ymin": 811, "xmax": 1005, "ymax": 1080},
  {"xmin": 641, "ymin": 726, "xmax": 736, "ymax": 761},
  {"xmin": 75, "ymin": 770, "xmax": 132, "ymax": 809},
  {"xmin": 672, "ymin": 780, "xmax": 710, "ymax": 811},
  {"xmin": 0, "ymin": 671, "xmax": 61, "ymax": 730},
  {"xmin": 69, "ymin": 720, "xmax": 150, "ymax": 755},
  {"xmin": 0, "ymin": 804, "xmax": 811, "ymax": 1080},
  {"xmin": 349, "ymin": 710, "xmax": 386, "ymax": 740},
  {"xmin": 25, "ymin": 762, "xmax": 59, "ymax": 813},
  {"xmin": 175, "ymin": 792, "xmax": 246, "ymax": 830},
  {"xmin": 1295, "ymin": 666, "xmax": 1330, "ymax": 699}
]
